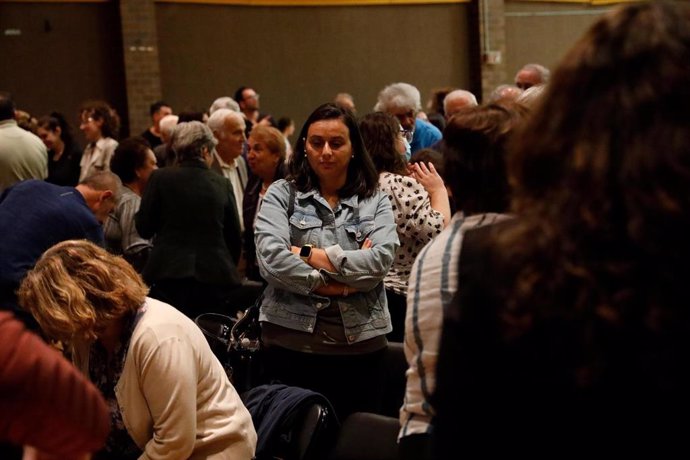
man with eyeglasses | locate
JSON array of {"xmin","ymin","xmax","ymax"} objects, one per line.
[
  {"xmin": 374, "ymin": 82, "xmax": 442, "ymax": 156},
  {"xmin": 234, "ymin": 86, "xmax": 273, "ymax": 137}
]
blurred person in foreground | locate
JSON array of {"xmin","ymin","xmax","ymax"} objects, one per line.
[
  {"xmin": 19, "ymin": 240, "xmax": 257, "ymax": 460},
  {"xmin": 433, "ymin": 1, "xmax": 690, "ymax": 456},
  {"xmin": 0, "ymin": 310, "xmax": 109, "ymax": 460}
]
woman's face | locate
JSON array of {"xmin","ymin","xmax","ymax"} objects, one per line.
[
  {"xmin": 395, "ymin": 125, "xmax": 407, "ymax": 156},
  {"xmin": 305, "ymin": 118, "xmax": 352, "ymax": 187},
  {"xmin": 136, "ymin": 149, "xmax": 158, "ymax": 187},
  {"xmin": 247, "ymin": 135, "xmax": 280, "ymax": 181},
  {"xmin": 80, "ymin": 111, "xmax": 103, "ymax": 143},
  {"xmin": 37, "ymin": 126, "xmax": 61, "ymax": 151}
]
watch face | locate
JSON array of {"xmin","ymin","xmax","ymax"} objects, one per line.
[{"xmin": 299, "ymin": 245, "xmax": 312, "ymax": 258}]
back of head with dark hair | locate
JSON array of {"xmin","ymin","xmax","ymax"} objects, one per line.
[
  {"xmin": 277, "ymin": 117, "xmax": 293, "ymax": 133},
  {"xmin": 110, "ymin": 137, "xmax": 151, "ymax": 184},
  {"xmin": 443, "ymin": 103, "xmax": 524, "ymax": 215},
  {"xmin": 177, "ymin": 111, "xmax": 205, "ymax": 123},
  {"xmin": 289, "ymin": 103, "xmax": 379, "ymax": 199},
  {"xmin": 0, "ymin": 91, "xmax": 16, "ymax": 121},
  {"xmin": 410, "ymin": 148, "xmax": 445, "ymax": 179},
  {"xmin": 359, "ymin": 112, "xmax": 408, "ymax": 176},
  {"xmin": 234, "ymin": 86, "xmax": 248, "ymax": 104}
]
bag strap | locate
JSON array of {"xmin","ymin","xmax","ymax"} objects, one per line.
[{"xmin": 287, "ymin": 180, "xmax": 296, "ymax": 219}]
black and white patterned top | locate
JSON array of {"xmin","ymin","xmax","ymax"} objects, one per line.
[{"xmin": 378, "ymin": 172, "xmax": 444, "ymax": 296}]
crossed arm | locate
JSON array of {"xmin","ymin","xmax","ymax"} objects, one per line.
[{"xmin": 290, "ymin": 239, "xmax": 373, "ymax": 296}]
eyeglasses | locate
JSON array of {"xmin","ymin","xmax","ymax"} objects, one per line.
[
  {"xmin": 400, "ymin": 127, "xmax": 413, "ymax": 143},
  {"xmin": 245, "ymin": 93, "xmax": 260, "ymax": 101}
]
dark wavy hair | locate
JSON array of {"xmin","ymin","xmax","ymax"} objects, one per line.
[
  {"xmin": 79, "ymin": 100, "xmax": 120, "ymax": 140},
  {"xmin": 359, "ymin": 112, "xmax": 408, "ymax": 176},
  {"xmin": 37, "ymin": 112, "xmax": 77, "ymax": 151},
  {"xmin": 442, "ymin": 103, "xmax": 525, "ymax": 215},
  {"xmin": 494, "ymin": 1, "xmax": 690, "ymax": 349},
  {"xmin": 110, "ymin": 137, "xmax": 151, "ymax": 184},
  {"xmin": 289, "ymin": 103, "xmax": 378, "ymax": 199}
]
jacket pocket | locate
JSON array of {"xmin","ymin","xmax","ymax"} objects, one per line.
[
  {"xmin": 289, "ymin": 212, "xmax": 323, "ymax": 245},
  {"xmin": 344, "ymin": 216, "xmax": 375, "ymax": 244}
]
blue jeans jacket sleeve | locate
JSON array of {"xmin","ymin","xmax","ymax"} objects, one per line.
[
  {"xmin": 255, "ymin": 181, "xmax": 329, "ymax": 294},
  {"xmin": 323, "ymin": 192, "xmax": 399, "ymax": 291},
  {"xmin": 255, "ymin": 180, "xmax": 399, "ymax": 293}
]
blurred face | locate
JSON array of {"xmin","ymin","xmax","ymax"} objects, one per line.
[
  {"xmin": 396, "ymin": 126, "xmax": 407, "ymax": 156},
  {"xmin": 247, "ymin": 135, "xmax": 280, "ymax": 181},
  {"xmin": 515, "ymin": 69, "xmax": 541, "ymax": 90},
  {"xmin": 80, "ymin": 112, "xmax": 103, "ymax": 143},
  {"xmin": 305, "ymin": 118, "xmax": 352, "ymax": 188},
  {"xmin": 92, "ymin": 192, "xmax": 116, "ymax": 224},
  {"xmin": 388, "ymin": 106, "xmax": 416, "ymax": 133},
  {"xmin": 215, "ymin": 116, "xmax": 246, "ymax": 161},
  {"xmin": 136, "ymin": 149, "xmax": 158, "ymax": 187},
  {"xmin": 153, "ymin": 106, "xmax": 172, "ymax": 128},
  {"xmin": 445, "ymin": 98, "xmax": 474, "ymax": 119},
  {"xmin": 241, "ymin": 89, "xmax": 260, "ymax": 111},
  {"xmin": 37, "ymin": 126, "xmax": 61, "ymax": 151}
]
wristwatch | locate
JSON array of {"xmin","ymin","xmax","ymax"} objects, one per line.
[{"xmin": 299, "ymin": 244, "xmax": 313, "ymax": 262}]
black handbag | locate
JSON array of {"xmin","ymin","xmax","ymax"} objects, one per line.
[{"xmin": 228, "ymin": 299, "xmax": 263, "ymax": 393}]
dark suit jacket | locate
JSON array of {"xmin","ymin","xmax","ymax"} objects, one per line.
[{"xmin": 135, "ymin": 159, "xmax": 242, "ymax": 286}]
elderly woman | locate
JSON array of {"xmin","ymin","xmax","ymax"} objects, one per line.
[
  {"xmin": 78, "ymin": 100, "xmax": 119, "ymax": 181},
  {"xmin": 359, "ymin": 112, "xmax": 451, "ymax": 342},
  {"xmin": 255, "ymin": 103, "xmax": 399, "ymax": 419},
  {"xmin": 135, "ymin": 121, "xmax": 243, "ymax": 319},
  {"xmin": 18, "ymin": 240, "xmax": 256, "ymax": 460},
  {"xmin": 104, "ymin": 137, "xmax": 157, "ymax": 272},
  {"xmin": 243, "ymin": 125, "xmax": 287, "ymax": 282},
  {"xmin": 433, "ymin": 1, "xmax": 690, "ymax": 455}
]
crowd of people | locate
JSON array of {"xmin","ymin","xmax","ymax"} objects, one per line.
[{"xmin": 2, "ymin": 1, "xmax": 690, "ymax": 458}]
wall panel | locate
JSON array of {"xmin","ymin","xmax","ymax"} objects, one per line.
[
  {"xmin": 0, "ymin": 2, "xmax": 128, "ymax": 140},
  {"xmin": 156, "ymin": 2, "xmax": 472, "ymax": 127}
]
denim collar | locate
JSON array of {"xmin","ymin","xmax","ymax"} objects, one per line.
[{"xmin": 296, "ymin": 188, "xmax": 359, "ymax": 210}]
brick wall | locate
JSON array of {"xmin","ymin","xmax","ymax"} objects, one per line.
[
  {"xmin": 478, "ymin": 0, "xmax": 507, "ymax": 102},
  {"xmin": 119, "ymin": 0, "xmax": 163, "ymax": 136}
]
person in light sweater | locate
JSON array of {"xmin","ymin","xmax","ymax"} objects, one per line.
[{"xmin": 19, "ymin": 239, "xmax": 257, "ymax": 460}]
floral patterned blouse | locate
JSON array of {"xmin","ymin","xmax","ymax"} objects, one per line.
[
  {"xmin": 378, "ymin": 172, "xmax": 444, "ymax": 296},
  {"xmin": 90, "ymin": 312, "xmax": 142, "ymax": 460}
]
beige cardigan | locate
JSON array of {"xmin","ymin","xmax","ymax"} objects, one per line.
[{"xmin": 74, "ymin": 297, "xmax": 257, "ymax": 459}]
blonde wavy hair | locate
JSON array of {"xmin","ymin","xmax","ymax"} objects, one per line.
[{"xmin": 18, "ymin": 240, "xmax": 148, "ymax": 343}]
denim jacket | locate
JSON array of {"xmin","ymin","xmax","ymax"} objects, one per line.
[{"xmin": 255, "ymin": 179, "xmax": 399, "ymax": 344}]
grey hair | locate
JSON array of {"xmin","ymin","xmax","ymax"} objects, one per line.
[
  {"xmin": 209, "ymin": 97, "xmax": 240, "ymax": 114},
  {"xmin": 489, "ymin": 84, "xmax": 523, "ymax": 103},
  {"xmin": 79, "ymin": 171, "xmax": 123, "ymax": 203},
  {"xmin": 443, "ymin": 89, "xmax": 478, "ymax": 114},
  {"xmin": 207, "ymin": 109, "xmax": 245, "ymax": 138},
  {"xmin": 159, "ymin": 114, "xmax": 179, "ymax": 138},
  {"xmin": 517, "ymin": 84, "xmax": 546, "ymax": 108},
  {"xmin": 171, "ymin": 121, "xmax": 217, "ymax": 162},
  {"xmin": 373, "ymin": 82, "xmax": 421, "ymax": 113},
  {"xmin": 520, "ymin": 63, "xmax": 551, "ymax": 84}
]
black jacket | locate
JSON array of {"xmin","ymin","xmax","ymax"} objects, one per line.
[{"xmin": 136, "ymin": 159, "xmax": 242, "ymax": 286}]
